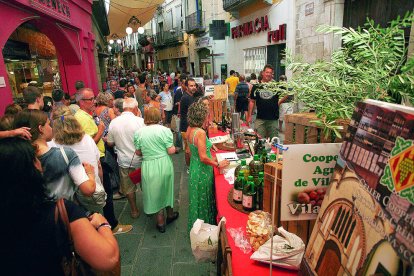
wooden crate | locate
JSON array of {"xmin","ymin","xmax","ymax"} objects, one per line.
[
  {"xmin": 284, "ymin": 113, "xmax": 349, "ymax": 144},
  {"xmin": 263, "ymin": 162, "xmax": 314, "ymax": 244}
]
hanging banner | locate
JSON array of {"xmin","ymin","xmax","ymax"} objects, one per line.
[{"xmin": 281, "ymin": 143, "xmax": 341, "ymax": 221}]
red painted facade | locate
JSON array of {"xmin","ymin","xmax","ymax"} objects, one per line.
[{"xmin": 0, "ymin": 0, "xmax": 98, "ymax": 114}]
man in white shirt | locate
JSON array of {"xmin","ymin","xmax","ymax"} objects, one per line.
[{"xmin": 107, "ymin": 98, "xmax": 145, "ymax": 218}]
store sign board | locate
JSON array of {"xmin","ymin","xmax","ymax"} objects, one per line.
[
  {"xmin": 29, "ymin": 0, "xmax": 71, "ymax": 22},
  {"xmin": 231, "ymin": 15, "xmax": 286, "ymax": 44},
  {"xmin": 267, "ymin": 24, "xmax": 287, "ymax": 44},
  {"xmin": 281, "ymin": 143, "xmax": 341, "ymax": 221},
  {"xmin": 231, "ymin": 15, "xmax": 270, "ymax": 39},
  {"xmin": 195, "ymin": 37, "xmax": 212, "ymax": 49}
]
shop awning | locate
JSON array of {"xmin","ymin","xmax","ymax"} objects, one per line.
[{"xmin": 107, "ymin": 0, "xmax": 163, "ymax": 39}]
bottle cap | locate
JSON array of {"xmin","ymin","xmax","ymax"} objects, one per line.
[
  {"xmin": 254, "ymin": 154, "xmax": 259, "ymax": 161},
  {"xmin": 259, "ymin": 172, "xmax": 264, "ymax": 177},
  {"xmin": 248, "ymin": 175, "xmax": 254, "ymax": 181},
  {"xmin": 241, "ymin": 159, "xmax": 246, "ymax": 165},
  {"xmin": 238, "ymin": 171, "xmax": 244, "ymax": 177},
  {"xmin": 270, "ymin": 154, "xmax": 276, "ymax": 161}
]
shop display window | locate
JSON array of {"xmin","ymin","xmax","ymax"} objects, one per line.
[{"xmin": 244, "ymin": 47, "xmax": 267, "ymax": 76}]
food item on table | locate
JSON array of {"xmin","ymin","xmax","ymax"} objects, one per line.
[{"xmin": 246, "ymin": 210, "xmax": 272, "ymax": 251}]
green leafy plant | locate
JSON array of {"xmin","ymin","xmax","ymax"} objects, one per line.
[{"xmin": 262, "ymin": 13, "xmax": 414, "ymax": 136}]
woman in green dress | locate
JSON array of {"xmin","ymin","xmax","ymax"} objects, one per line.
[
  {"xmin": 134, "ymin": 107, "xmax": 179, "ymax": 233},
  {"xmin": 186, "ymin": 102, "xmax": 230, "ymax": 231}
]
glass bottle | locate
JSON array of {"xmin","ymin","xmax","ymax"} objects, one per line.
[
  {"xmin": 234, "ymin": 159, "xmax": 250, "ymax": 180},
  {"xmin": 242, "ymin": 180, "xmax": 256, "ymax": 211},
  {"xmin": 233, "ymin": 171, "xmax": 244, "ymax": 204},
  {"xmin": 261, "ymin": 148, "xmax": 268, "ymax": 164},
  {"xmin": 249, "ymin": 154, "xmax": 264, "ymax": 182},
  {"xmin": 256, "ymin": 172, "xmax": 264, "ymax": 210},
  {"xmin": 221, "ymin": 112, "xmax": 226, "ymax": 132}
]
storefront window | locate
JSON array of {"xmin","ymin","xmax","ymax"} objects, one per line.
[{"xmin": 244, "ymin": 47, "xmax": 267, "ymax": 76}]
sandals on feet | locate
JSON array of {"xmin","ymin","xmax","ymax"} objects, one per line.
[
  {"xmin": 166, "ymin": 212, "xmax": 179, "ymax": 225},
  {"xmin": 156, "ymin": 224, "xmax": 166, "ymax": 233},
  {"xmin": 130, "ymin": 210, "xmax": 140, "ymax": 219}
]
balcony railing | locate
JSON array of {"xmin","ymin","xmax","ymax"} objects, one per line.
[
  {"xmin": 186, "ymin": 11, "xmax": 206, "ymax": 34},
  {"xmin": 163, "ymin": 27, "xmax": 184, "ymax": 44},
  {"xmin": 153, "ymin": 27, "xmax": 184, "ymax": 48}
]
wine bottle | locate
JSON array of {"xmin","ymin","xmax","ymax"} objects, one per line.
[
  {"xmin": 233, "ymin": 171, "xmax": 244, "ymax": 204},
  {"xmin": 261, "ymin": 149, "xmax": 268, "ymax": 164},
  {"xmin": 242, "ymin": 180, "xmax": 256, "ymax": 211},
  {"xmin": 234, "ymin": 159, "xmax": 250, "ymax": 180},
  {"xmin": 249, "ymin": 154, "xmax": 264, "ymax": 183}
]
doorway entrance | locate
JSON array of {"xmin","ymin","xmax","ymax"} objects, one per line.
[
  {"xmin": 197, "ymin": 48, "xmax": 212, "ymax": 77},
  {"xmin": 3, "ymin": 22, "xmax": 61, "ymax": 103}
]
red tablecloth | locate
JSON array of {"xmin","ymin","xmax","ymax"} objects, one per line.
[{"xmin": 211, "ymin": 131, "xmax": 297, "ymax": 276}]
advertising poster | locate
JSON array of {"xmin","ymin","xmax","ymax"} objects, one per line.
[
  {"xmin": 281, "ymin": 143, "xmax": 341, "ymax": 221},
  {"xmin": 213, "ymin": 84, "xmax": 228, "ymax": 100},
  {"xmin": 301, "ymin": 100, "xmax": 414, "ymax": 276},
  {"xmin": 204, "ymin": 85, "xmax": 215, "ymax": 96}
]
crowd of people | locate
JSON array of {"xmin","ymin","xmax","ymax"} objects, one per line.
[{"xmin": 0, "ymin": 63, "xmax": 292, "ymax": 274}]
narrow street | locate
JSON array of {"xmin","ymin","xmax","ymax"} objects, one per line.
[{"xmin": 113, "ymin": 151, "xmax": 215, "ymax": 275}]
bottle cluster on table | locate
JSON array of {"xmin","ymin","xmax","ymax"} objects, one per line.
[{"xmin": 232, "ymin": 152, "xmax": 276, "ymax": 212}]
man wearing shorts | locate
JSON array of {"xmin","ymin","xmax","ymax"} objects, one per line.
[{"xmin": 107, "ymin": 98, "xmax": 145, "ymax": 219}]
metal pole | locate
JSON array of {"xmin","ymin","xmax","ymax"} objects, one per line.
[
  {"xmin": 211, "ymin": 50, "xmax": 215, "ymax": 77},
  {"xmin": 134, "ymin": 33, "xmax": 139, "ymax": 69}
]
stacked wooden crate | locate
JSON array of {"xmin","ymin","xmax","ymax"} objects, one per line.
[{"xmin": 262, "ymin": 113, "xmax": 348, "ymax": 244}]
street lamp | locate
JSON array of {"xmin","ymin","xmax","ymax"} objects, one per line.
[
  {"xmin": 126, "ymin": 27, "xmax": 133, "ymax": 35},
  {"xmin": 126, "ymin": 16, "xmax": 144, "ymax": 69}
]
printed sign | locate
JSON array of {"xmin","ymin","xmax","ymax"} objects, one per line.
[
  {"xmin": 204, "ymin": 85, "xmax": 215, "ymax": 96},
  {"xmin": 281, "ymin": 143, "xmax": 341, "ymax": 221},
  {"xmin": 193, "ymin": 77, "xmax": 204, "ymax": 85},
  {"xmin": 302, "ymin": 100, "xmax": 414, "ymax": 275}
]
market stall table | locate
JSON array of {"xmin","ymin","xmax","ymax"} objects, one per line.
[{"xmin": 211, "ymin": 131, "xmax": 298, "ymax": 276}]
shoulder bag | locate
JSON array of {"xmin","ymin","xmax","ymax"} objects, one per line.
[
  {"xmin": 55, "ymin": 198, "xmax": 95, "ymax": 276},
  {"xmin": 128, "ymin": 152, "xmax": 141, "ymax": 185},
  {"xmin": 55, "ymin": 199, "xmax": 121, "ymax": 276}
]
